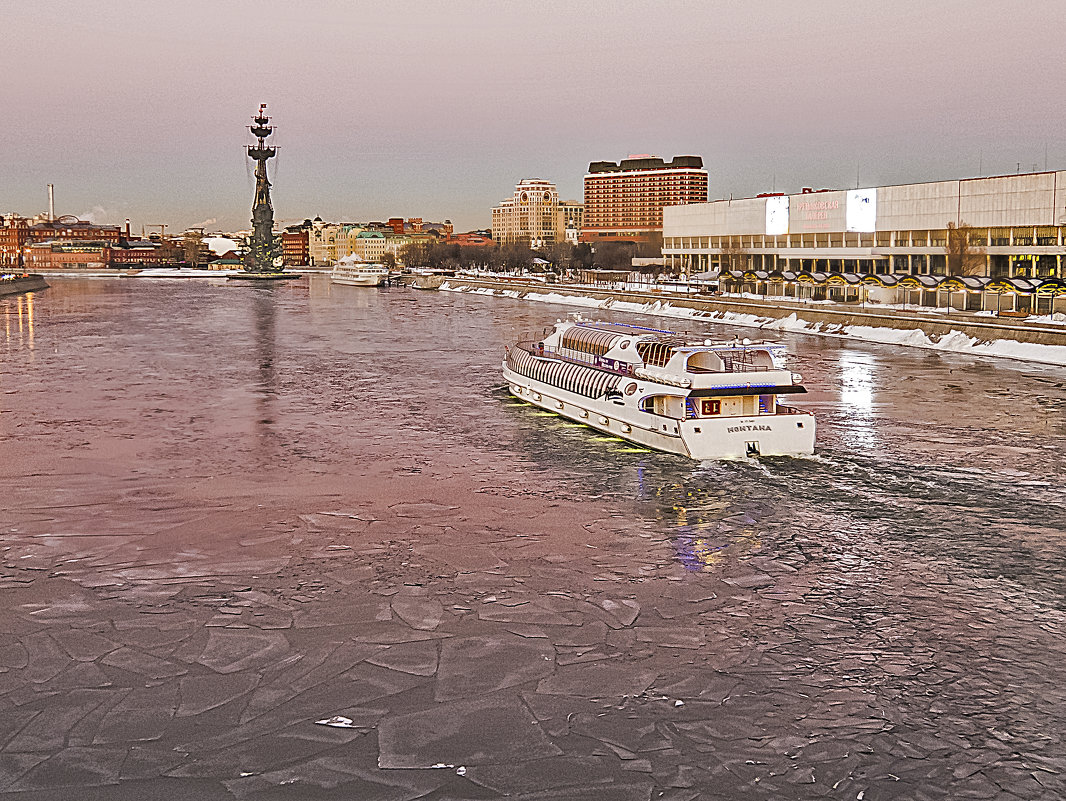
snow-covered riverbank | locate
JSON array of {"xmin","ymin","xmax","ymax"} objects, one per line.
[{"xmin": 442, "ymin": 281, "xmax": 1066, "ymax": 367}]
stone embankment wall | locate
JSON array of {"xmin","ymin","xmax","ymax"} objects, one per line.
[
  {"xmin": 0, "ymin": 275, "xmax": 49, "ymax": 298},
  {"xmin": 442, "ymin": 278, "xmax": 1066, "ymax": 348}
]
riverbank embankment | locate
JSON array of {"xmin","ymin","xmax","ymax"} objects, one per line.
[
  {"xmin": 0, "ymin": 274, "xmax": 49, "ymax": 297},
  {"xmin": 440, "ymin": 277, "xmax": 1066, "ymax": 366}
]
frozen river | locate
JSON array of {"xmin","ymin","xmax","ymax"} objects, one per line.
[{"xmin": 1, "ymin": 275, "xmax": 1065, "ymax": 800}]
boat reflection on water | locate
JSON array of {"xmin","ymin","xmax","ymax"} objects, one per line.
[
  {"xmin": 640, "ymin": 472, "xmax": 767, "ymax": 571},
  {"xmin": 674, "ymin": 524, "xmax": 762, "ymax": 571}
]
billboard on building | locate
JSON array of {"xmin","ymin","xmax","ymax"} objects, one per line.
[
  {"xmin": 765, "ymin": 196, "xmax": 789, "ymax": 235},
  {"xmin": 846, "ymin": 188, "xmax": 877, "ymax": 232}
]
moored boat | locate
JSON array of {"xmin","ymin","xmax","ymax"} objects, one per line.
[
  {"xmin": 503, "ymin": 319, "xmax": 815, "ymax": 459},
  {"xmin": 331, "ymin": 258, "xmax": 390, "ymax": 287},
  {"xmin": 407, "ymin": 269, "xmax": 455, "ymax": 290},
  {"xmin": 0, "ymin": 273, "xmax": 49, "ymax": 297}
]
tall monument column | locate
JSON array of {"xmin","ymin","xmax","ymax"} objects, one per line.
[{"xmin": 247, "ymin": 104, "xmax": 280, "ymax": 272}]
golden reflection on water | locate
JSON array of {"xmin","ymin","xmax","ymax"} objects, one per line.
[
  {"xmin": 651, "ymin": 481, "xmax": 762, "ymax": 570},
  {"xmin": 4, "ymin": 292, "xmax": 35, "ymax": 350}
]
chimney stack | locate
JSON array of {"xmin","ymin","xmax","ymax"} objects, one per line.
[
  {"xmin": 125, "ymin": 219, "xmax": 131, "ymax": 238},
  {"xmin": 47, "ymin": 184, "xmax": 54, "ymax": 221}
]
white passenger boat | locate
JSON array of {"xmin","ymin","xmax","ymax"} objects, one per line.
[
  {"xmin": 330, "ymin": 260, "xmax": 390, "ymax": 287},
  {"xmin": 503, "ymin": 319, "xmax": 815, "ymax": 459}
]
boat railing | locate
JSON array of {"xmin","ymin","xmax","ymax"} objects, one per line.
[
  {"xmin": 727, "ymin": 362, "xmax": 772, "ymax": 373},
  {"xmin": 688, "ymin": 362, "xmax": 772, "ymax": 374},
  {"xmin": 520, "ymin": 341, "xmax": 779, "ymax": 379}
]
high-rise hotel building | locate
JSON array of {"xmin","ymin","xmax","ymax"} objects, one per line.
[{"xmin": 581, "ymin": 155, "xmax": 708, "ymax": 245}]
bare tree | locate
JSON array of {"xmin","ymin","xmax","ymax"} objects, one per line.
[
  {"xmin": 399, "ymin": 240, "xmax": 429, "ymax": 268},
  {"xmin": 502, "ymin": 240, "xmax": 534, "ymax": 273},
  {"xmin": 182, "ymin": 229, "xmax": 205, "ymax": 268},
  {"xmin": 946, "ymin": 222, "xmax": 986, "ymax": 276},
  {"xmin": 593, "ymin": 242, "xmax": 637, "ymax": 270}
]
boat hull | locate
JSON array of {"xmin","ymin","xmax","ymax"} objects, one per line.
[
  {"xmin": 331, "ymin": 275, "xmax": 388, "ymax": 287},
  {"xmin": 503, "ymin": 363, "xmax": 815, "ymax": 460}
]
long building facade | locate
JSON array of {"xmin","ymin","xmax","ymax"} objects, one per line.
[
  {"xmin": 1, "ymin": 215, "xmax": 122, "ymax": 268},
  {"xmin": 582, "ymin": 155, "xmax": 707, "ymax": 245},
  {"xmin": 663, "ymin": 171, "xmax": 1066, "ymax": 279}
]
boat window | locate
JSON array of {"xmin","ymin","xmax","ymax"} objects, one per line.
[{"xmin": 700, "ymin": 399, "xmax": 722, "ymax": 415}]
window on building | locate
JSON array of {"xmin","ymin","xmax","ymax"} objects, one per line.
[{"xmin": 1036, "ymin": 227, "xmax": 1057, "ymax": 246}]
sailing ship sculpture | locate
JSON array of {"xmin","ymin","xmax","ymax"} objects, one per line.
[{"xmin": 246, "ymin": 104, "xmax": 282, "ymax": 272}]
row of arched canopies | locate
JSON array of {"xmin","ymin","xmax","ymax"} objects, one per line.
[
  {"xmin": 708, "ymin": 270, "xmax": 1066, "ymax": 294},
  {"xmin": 692, "ymin": 270, "xmax": 1066, "ymax": 314}
]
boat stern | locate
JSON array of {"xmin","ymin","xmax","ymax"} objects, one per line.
[{"xmin": 680, "ymin": 412, "xmax": 816, "ymax": 459}]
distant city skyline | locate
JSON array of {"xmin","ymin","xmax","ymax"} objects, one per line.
[{"xmin": 3, "ymin": 0, "xmax": 1065, "ymax": 233}]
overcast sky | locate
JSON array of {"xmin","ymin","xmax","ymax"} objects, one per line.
[{"xmin": 3, "ymin": 0, "xmax": 1064, "ymax": 233}]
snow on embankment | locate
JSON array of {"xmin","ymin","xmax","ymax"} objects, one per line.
[{"xmin": 440, "ymin": 281, "xmax": 1066, "ymax": 367}]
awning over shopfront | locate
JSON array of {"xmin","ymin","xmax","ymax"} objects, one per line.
[
  {"xmin": 1035, "ymin": 278, "xmax": 1066, "ymax": 295},
  {"xmin": 939, "ymin": 276, "xmax": 990, "ymax": 292},
  {"xmin": 897, "ymin": 275, "xmax": 940, "ymax": 289},
  {"xmin": 986, "ymin": 277, "xmax": 1037, "ymax": 294},
  {"xmin": 862, "ymin": 274, "xmax": 899, "ymax": 287},
  {"xmin": 825, "ymin": 273, "xmax": 862, "ymax": 286}
]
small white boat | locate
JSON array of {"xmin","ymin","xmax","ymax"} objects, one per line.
[
  {"xmin": 504, "ymin": 319, "xmax": 816, "ymax": 460},
  {"xmin": 408, "ymin": 270, "xmax": 454, "ymax": 290},
  {"xmin": 330, "ymin": 258, "xmax": 390, "ymax": 287}
]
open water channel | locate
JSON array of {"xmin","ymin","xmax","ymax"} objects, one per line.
[{"xmin": 1, "ymin": 275, "xmax": 1065, "ymax": 800}]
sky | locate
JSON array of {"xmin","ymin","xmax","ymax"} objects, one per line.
[{"xmin": 3, "ymin": 0, "xmax": 1065, "ymax": 233}]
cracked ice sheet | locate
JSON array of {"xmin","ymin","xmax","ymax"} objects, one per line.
[
  {"xmin": 435, "ymin": 633, "xmax": 555, "ymax": 701},
  {"xmin": 195, "ymin": 630, "xmax": 290, "ymax": 674},
  {"xmin": 465, "ymin": 755, "xmax": 619, "ymax": 795},
  {"xmin": 377, "ymin": 693, "xmax": 562, "ymax": 769},
  {"xmin": 223, "ymin": 755, "xmax": 445, "ymax": 800},
  {"xmin": 536, "ymin": 662, "xmax": 658, "ymax": 699}
]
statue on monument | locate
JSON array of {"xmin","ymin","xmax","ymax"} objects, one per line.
[{"xmin": 246, "ymin": 104, "xmax": 282, "ymax": 272}]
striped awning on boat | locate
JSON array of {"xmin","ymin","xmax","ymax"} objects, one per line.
[{"xmin": 507, "ymin": 347, "xmax": 622, "ymax": 399}]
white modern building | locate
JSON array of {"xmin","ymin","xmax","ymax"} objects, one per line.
[{"xmin": 663, "ymin": 171, "xmax": 1066, "ymax": 279}]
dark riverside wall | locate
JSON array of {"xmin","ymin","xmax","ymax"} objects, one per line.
[
  {"xmin": 442, "ymin": 278, "xmax": 1066, "ymax": 348},
  {"xmin": 0, "ymin": 275, "xmax": 49, "ymax": 297}
]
